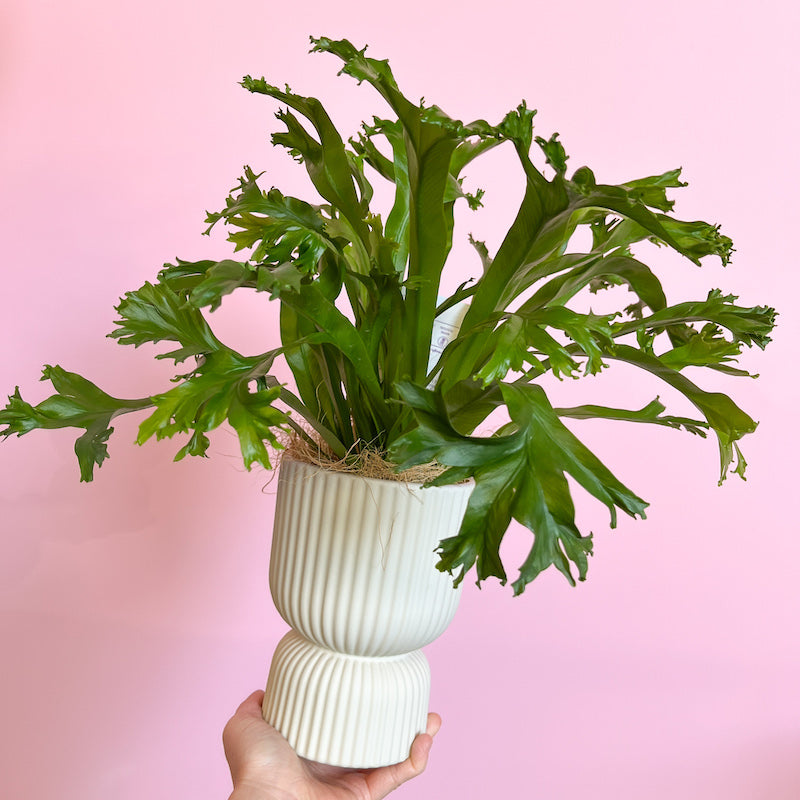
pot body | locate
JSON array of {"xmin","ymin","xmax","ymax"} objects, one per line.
[{"xmin": 263, "ymin": 458, "xmax": 471, "ymax": 767}]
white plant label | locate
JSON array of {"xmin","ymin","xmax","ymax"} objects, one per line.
[{"xmin": 427, "ymin": 299, "xmax": 469, "ymax": 386}]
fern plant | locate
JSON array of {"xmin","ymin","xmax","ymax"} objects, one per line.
[{"xmin": 0, "ymin": 36, "xmax": 776, "ymax": 594}]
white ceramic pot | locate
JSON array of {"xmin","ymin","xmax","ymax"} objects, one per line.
[{"xmin": 262, "ymin": 457, "xmax": 472, "ymax": 768}]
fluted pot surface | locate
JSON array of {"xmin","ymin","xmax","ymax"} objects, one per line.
[{"xmin": 263, "ymin": 458, "xmax": 472, "ymax": 767}]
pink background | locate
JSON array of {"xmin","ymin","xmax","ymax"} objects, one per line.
[{"xmin": 1, "ymin": 1, "xmax": 798, "ymax": 798}]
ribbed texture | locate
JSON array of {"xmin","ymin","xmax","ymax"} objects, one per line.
[
  {"xmin": 269, "ymin": 459, "xmax": 472, "ymax": 657},
  {"xmin": 264, "ymin": 459, "xmax": 473, "ymax": 767},
  {"xmin": 264, "ymin": 631, "xmax": 430, "ymax": 768}
]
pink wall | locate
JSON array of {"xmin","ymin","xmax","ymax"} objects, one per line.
[{"xmin": 2, "ymin": 1, "xmax": 798, "ymax": 798}]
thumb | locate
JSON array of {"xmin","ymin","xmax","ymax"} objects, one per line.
[{"xmin": 364, "ymin": 713, "xmax": 441, "ymax": 799}]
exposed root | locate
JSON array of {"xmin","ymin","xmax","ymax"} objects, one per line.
[{"xmin": 276, "ymin": 430, "xmax": 447, "ymax": 485}]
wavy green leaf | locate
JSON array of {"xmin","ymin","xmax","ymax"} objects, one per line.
[
  {"xmin": 622, "ymin": 168, "xmax": 686, "ymax": 212},
  {"xmin": 0, "ymin": 366, "xmax": 152, "ymax": 481},
  {"xmin": 607, "ymin": 344, "xmax": 758, "ymax": 482},
  {"xmin": 312, "ymin": 36, "xmax": 468, "ymax": 383},
  {"xmin": 658, "ymin": 324, "xmax": 750, "ymax": 373},
  {"xmin": 613, "ymin": 289, "xmax": 776, "ymax": 348},
  {"xmin": 390, "ymin": 381, "xmax": 647, "ymax": 592},
  {"xmin": 475, "ymin": 308, "xmax": 615, "ymax": 385},
  {"xmin": 555, "ymin": 398, "xmax": 709, "ymax": 436},
  {"xmin": 523, "ymin": 254, "xmax": 668, "ymax": 313},
  {"xmin": 109, "ymin": 280, "xmax": 222, "ymax": 363},
  {"xmin": 240, "ymin": 79, "xmax": 370, "ymax": 253},
  {"xmin": 137, "ymin": 350, "xmax": 288, "ymax": 470}
]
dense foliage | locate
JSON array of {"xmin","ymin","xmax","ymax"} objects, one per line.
[{"xmin": 0, "ymin": 37, "xmax": 776, "ymax": 593}]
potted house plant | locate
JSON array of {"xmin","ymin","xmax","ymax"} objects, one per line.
[{"xmin": 0, "ymin": 36, "xmax": 776, "ymax": 767}]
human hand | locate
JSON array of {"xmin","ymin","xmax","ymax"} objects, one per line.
[{"xmin": 223, "ymin": 690, "xmax": 441, "ymax": 800}]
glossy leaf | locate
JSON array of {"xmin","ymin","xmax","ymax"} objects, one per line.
[
  {"xmin": 109, "ymin": 280, "xmax": 222, "ymax": 363},
  {"xmin": 1, "ymin": 36, "xmax": 776, "ymax": 591},
  {"xmin": 555, "ymin": 398, "xmax": 709, "ymax": 436},
  {"xmin": 606, "ymin": 345, "xmax": 758, "ymax": 482},
  {"xmin": 391, "ymin": 381, "xmax": 647, "ymax": 592},
  {"xmin": 137, "ymin": 350, "xmax": 288, "ymax": 470},
  {"xmin": 613, "ymin": 289, "xmax": 776, "ymax": 349},
  {"xmin": 0, "ymin": 366, "xmax": 152, "ymax": 481},
  {"xmin": 205, "ymin": 171, "xmax": 335, "ymax": 273},
  {"xmin": 240, "ymin": 79, "xmax": 371, "ymax": 252}
]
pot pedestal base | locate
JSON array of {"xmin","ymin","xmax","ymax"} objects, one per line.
[{"xmin": 263, "ymin": 630, "xmax": 430, "ymax": 768}]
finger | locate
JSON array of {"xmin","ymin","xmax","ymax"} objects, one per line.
[
  {"xmin": 235, "ymin": 689, "xmax": 266, "ymax": 719},
  {"xmin": 425, "ymin": 712, "xmax": 442, "ymax": 738}
]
